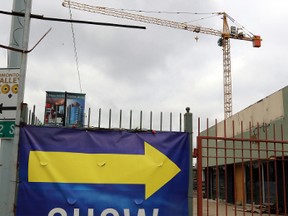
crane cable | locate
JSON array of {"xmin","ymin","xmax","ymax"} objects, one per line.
[
  {"xmin": 67, "ymin": 0, "xmax": 83, "ymax": 93},
  {"xmin": 226, "ymin": 13, "xmax": 255, "ymax": 37},
  {"xmin": 118, "ymin": 8, "xmax": 254, "ymax": 36},
  {"xmin": 82, "ymin": 5, "xmax": 254, "ymax": 37},
  {"xmin": 107, "ymin": 8, "xmax": 221, "ymax": 24},
  {"xmin": 115, "ymin": 9, "xmax": 216, "ymax": 15}
]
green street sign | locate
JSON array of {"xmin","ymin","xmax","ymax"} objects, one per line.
[{"xmin": 0, "ymin": 121, "xmax": 15, "ymax": 138}]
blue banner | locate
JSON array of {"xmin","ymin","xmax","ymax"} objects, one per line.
[{"xmin": 17, "ymin": 126, "xmax": 189, "ymax": 216}]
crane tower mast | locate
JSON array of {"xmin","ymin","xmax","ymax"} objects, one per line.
[{"xmin": 63, "ymin": 1, "xmax": 261, "ymax": 119}]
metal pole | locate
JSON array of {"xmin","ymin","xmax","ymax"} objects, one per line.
[
  {"xmin": 31, "ymin": 104, "xmax": 35, "ymax": 125},
  {"xmin": 0, "ymin": 0, "xmax": 32, "ymax": 215},
  {"xmin": 7, "ymin": 1, "xmax": 25, "ymax": 67},
  {"xmin": 184, "ymin": 107, "xmax": 193, "ymax": 216},
  {"xmin": 87, "ymin": 108, "xmax": 91, "ymax": 127},
  {"xmin": 119, "ymin": 109, "xmax": 122, "ymax": 129},
  {"xmin": 62, "ymin": 91, "xmax": 67, "ymax": 126}
]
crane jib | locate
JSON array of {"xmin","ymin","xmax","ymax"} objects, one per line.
[{"xmin": 62, "ymin": 0, "xmax": 262, "ymax": 119}]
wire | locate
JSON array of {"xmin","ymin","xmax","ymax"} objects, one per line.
[
  {"xmin": 184, "ymin": 14, "xmax": 220, "ymax": 24},
  {"xmin": 107, "ymin": 8, "xmax": 222, "ymax": 26},
  {"xmin": 67, "ymin": 1, "xmax": 83, "ymax": 93},
  {"xmin": 0, "ymin": 10, "xmax": 146, "ymax": 29},
  {"xmin": 226, "ymin": 14, "xmax": 254, "ymax": 37}
]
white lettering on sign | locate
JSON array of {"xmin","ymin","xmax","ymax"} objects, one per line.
[
  {"xmin": 48, "ymin": 208, "xmax": 67, "ymax": 216},
  {"xmin": 48, "ymin": 208, "xmax": 159, "ymax": 216},
  {"xmin": 124, "ymin": 209, "xmax": 159, "ymax": 216},
  {"xmin": 0, "ymin": 124, "xmax": 3, "ymax": 136},
  {"xmin": 73, "ymin": 208, "xmax": 94, "ymax": 216},
  {"xmin": 9, "ymin": 124, "xmax": 15, "ymax": 135},
  {"xmin": 0, "ymin": 123, "xmax": 15, "ymax": 137},
  {"xmin": 100, "ymin": 208, "xmax": 119, "ymax": 216}
]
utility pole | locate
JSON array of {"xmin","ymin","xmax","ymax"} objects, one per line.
[{"xmin": 0, "ymin": 0, "xmax": 32, "ymax": 215}]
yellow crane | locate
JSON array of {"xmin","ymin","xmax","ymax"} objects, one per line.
[{"xmin": 62, "ymin": 1, "xmax": 262, "ymax": 119}]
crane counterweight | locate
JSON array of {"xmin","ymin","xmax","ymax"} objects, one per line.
[{"xmin": 253, "ymin": 36, "xmax": 262, "ymax": 47}]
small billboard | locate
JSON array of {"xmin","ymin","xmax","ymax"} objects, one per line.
[{"xmin": 44, "ymin": 91, "xmax": 85, "ymax": 127}]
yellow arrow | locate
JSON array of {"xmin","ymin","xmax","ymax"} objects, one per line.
[{"xmin": 28, "ymin": 142, "xmax": 181, "ymax": 199}]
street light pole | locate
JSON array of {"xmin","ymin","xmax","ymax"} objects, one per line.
[{"xmin": 0, "ymin": 0, "xmax": 32, "ymax": 215}]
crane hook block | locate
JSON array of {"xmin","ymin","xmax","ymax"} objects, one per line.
[{"xmin": 253, "ymin": 35, "xmax": 261, "ymax": 48}]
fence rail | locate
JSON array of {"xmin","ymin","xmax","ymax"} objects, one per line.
[
  {"xmin": 27, "ymin": 104, "xmax": 191, "ymax": 132},
  {"xmin": 196, "ymin": 118, "xmax": 288, "ymax": 216},
  {"xmin": 86, "ymin": 108, "xmax": 184, "ymax": 131}
]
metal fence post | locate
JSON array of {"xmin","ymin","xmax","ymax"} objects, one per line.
[
  {"xmin": 21, "ymin": 103, "xmax": 28, "ymax": 124},
  {"xmin": 184, "ymin": 107, "xmax": 193, "ymax": 216},
  {"xmin": 31, "ymin": 104, "xmax": 35, "ymax": 125}
]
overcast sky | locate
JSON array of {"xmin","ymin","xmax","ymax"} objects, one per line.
[{"xmin": 0, "ymin": 0, "xmax": 287, "ymax": 130}]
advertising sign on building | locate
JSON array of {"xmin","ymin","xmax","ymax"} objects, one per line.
[
  {"xmin": 44, "ymin": 91, "xmax": 86, "ymax": 127},
  {"xmin": 16, "ymin": 126, "xmax": 189, "ymax": 216}
]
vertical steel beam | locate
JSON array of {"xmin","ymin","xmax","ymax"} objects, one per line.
[
  {"xmin": 179, "ymin": 113, "xmax": 182, "ymax": 132},
  {"xmin": 149, "ymin": 111, "xmax": 152, "ymax": 130},
  {"xmin": 62, "ymin": 91, "xmax": 67, "ymax": 126},
  {"xmin": 28, "ymin": 109, "xmax": 31, "ymax": 124},
  {"xmin": 273, "ymin": 124, "xmax": 279, "ymax": 214},
  {"xmin": 256, "ymin": 123, "xmax": 263, "ymax": 212},
  {"xmin": 160, "ymin": 112, "xmax": 163, "ymax": 131},
  {"xmin": 139, "ymin": 110, "xmax": 143, "ymax": 130},
  {"xmin": 31, "ymin": 104, "xmax": 35, "ymax": 125},
  {"xmin": 215, "ymin": 119, "xmax": 219, "ymax": 216},
  {"xmin": 197, "ymin": 136, "xmax": 203, "ymax": 216},
  {"xmin": 87, "ymin": 108, "xmax": 91, "ymax": 127},
  {"xmin": 108, "ymin": 109, "xmax": 112, "ymax": 129},
  {"xmin": 129, "ymin": 110, "xmax": 132, "ymax": 130},
  {"xmin": 20, "ymin": 103, "xmax": 28, "ymax": 124},
  {"xmin": 98, "ymin": 108, "xmax": 102, "ymax": 128},
  {"xmin": 281, "ymin": 125, "xmax": 287, "ymax": 214},
  {"xmin": 240, "ymin": 122, "xmax": 246, "ymax": 210},
  {"xmin": 184, "ymin": 107, "xmax": 193, "ymax": 216},
  {"xmin": 170, "ymin": 112, "xmax": 172, "ymax": 131},
  {"xmin": 119, "ymin": 109, "xmax": 122, "ymax": 129},
  {"xmin": 205, "ymin": 118, "xmax": 210, "ymax": 216},
  {"xmin": 264, "ymin": 123, "xmax": 271, "ymax": 214}
]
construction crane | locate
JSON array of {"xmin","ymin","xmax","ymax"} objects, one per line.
[{"xmin": 62, "ymin": 1, "xmax": 262, "ymax": 119}]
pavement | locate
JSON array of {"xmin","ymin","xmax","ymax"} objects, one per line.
[{"xmin": 193, "ymin": 198, "xmax": 279, "ymax": 216}]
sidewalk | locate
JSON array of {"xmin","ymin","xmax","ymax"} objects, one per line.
[{"xmin": 193, "ymin": 198, "xmax": 279, "ymax": 216}]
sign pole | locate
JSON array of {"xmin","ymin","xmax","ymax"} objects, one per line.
[{"xmin": 0, "ymin": 0, "xmax": 32, "ymax": 215}]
